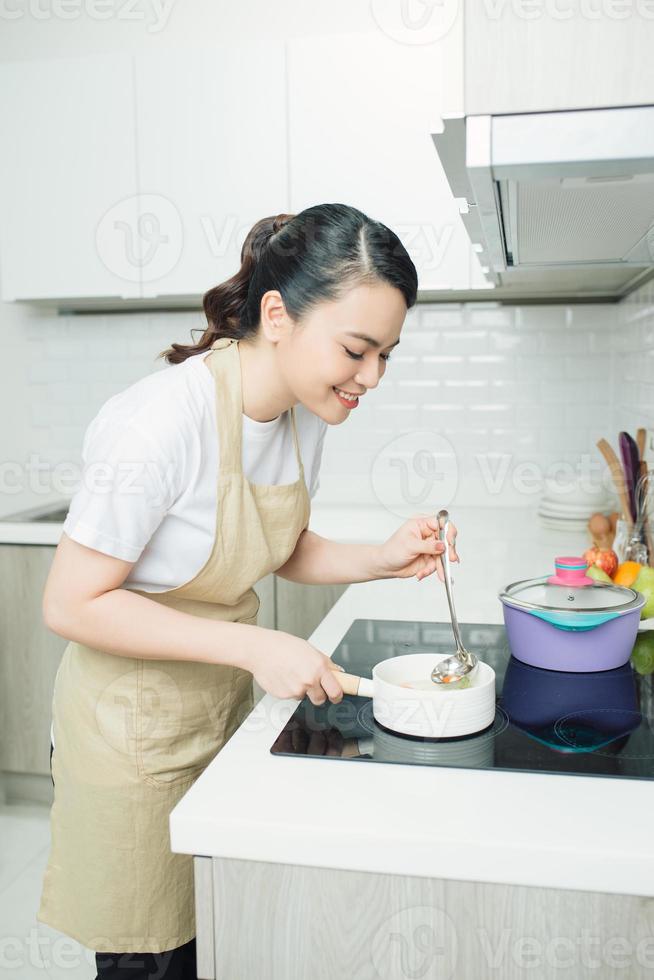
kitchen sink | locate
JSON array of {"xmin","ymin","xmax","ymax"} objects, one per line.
[{"xmin": 1, "ymin": 502, "xmax": 71, "ymax": 523}]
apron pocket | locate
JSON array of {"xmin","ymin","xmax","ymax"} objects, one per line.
[{"xmin": 136, "ymin": 660, "xmax": 252, "ymax": 785}]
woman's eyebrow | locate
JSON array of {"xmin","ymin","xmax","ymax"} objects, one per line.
[{"xmin": 345, "ymin": 331, "xmax": 401, "ymax": 350}]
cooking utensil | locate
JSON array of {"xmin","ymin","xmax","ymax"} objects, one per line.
[
  {"xmin": 430, "ymin": 509, "xmax": 478, "ymax": 687},
  {"xmin": 626, "ymin": 467, "xmax": 654, "ymax": 564},
  {"xmin": 330, "ymin": 654, "xmax": 496, "ymax": 738},
  {"xmin": 596, "ymin": 438, "xmax": 634, "ymax": 531},
  {"xmin": 498, "ymin": 556, "xmax": 645, "ymax": 672},
  {"xmin": 619, "ymin": 431, "xmax": 641, "ymax": 523}
]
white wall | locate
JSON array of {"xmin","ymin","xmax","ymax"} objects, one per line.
[
  {"xmin": 0, "ymin": 299, "xmax": 623, "ymax": 517},
  {"xmin": 614, "ymin": 279, "xmax": 654, "ymax": 440}
]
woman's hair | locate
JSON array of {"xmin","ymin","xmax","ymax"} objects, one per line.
[{"xmin": 160, "ymin": 202, "xmax": 418, "ymax": 365}]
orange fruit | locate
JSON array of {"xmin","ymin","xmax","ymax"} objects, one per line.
[{"xmin": 613, "ymin": 561, "xmax": 642, "ymax": 586}]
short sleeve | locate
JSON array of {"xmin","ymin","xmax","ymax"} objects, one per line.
[
  {"xmin": 309, "ymin": 421, "xmax": 327, "ymax": 499},
  {"xmin": 62, "ymin": 417, "xmax": 181, "ymax": 562}
]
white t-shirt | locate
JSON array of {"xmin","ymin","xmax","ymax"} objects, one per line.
[
  {"xmin": 52, "ymin": 351, "xmax": 327, "ymax": 752},
  {"xmin": 62, "ymin": 349, "xmax": 327, "ymax": 590}
]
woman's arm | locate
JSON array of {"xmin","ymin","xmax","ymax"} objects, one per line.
[
  {"xmin": 42, "ymin": 534, "xmax": 343, "ymax": 708},
  {"xmin": 43, "ymin": 533, "xmax": 262, "ymax": 668},
  {"xmin": 275, "ymin": 517, "xmax": 458, "ymax": 586},
  {"xmin": 275, "ymin": 530, "xmax": 389, "ymax": 585}
]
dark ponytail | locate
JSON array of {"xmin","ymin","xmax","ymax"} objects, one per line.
[{"xmin": 160, "ymin": 203, "xmax": 418, "ymax": 365}]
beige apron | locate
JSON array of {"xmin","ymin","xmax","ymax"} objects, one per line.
[{"xmin": 37, "ymin": 337, "xmax": 311, "ymax": 954}]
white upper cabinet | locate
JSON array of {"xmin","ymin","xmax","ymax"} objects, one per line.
[
  {"xmin": 133, "ymin": 43, "xmax": 289, "ymax": 300},
  {"xmin": 0, "ymin": 54, "xmax": 140, "ymax": 302},
  {"xmin": 287, "ymin": 32, "xmax": 487, "ymax": 292}
]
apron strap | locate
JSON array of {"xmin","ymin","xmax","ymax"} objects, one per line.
[
  {"xmin": 289, "ymin": 405, "xmax": 306, "ymax": 483},
  {"xmin": 208, "ymin": 337, "xmax": 306, "ymax": 485},
  {"xmin": 209, "ymin": 338, "xmax": 243, "ymax": 475}
]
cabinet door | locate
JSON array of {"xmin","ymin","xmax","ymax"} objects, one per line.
[
  {"xmin": 276, "ymin": 579, "xmax": 348, "ymax": 642},
  {"xmin": 287, "ymin": 33, "xmax": 486, "ymax": 292},
  {"xmin": 134, "ymin": 43, "xmax": 289, "ymax": 300},
  {"xmin": 0, "ymin": 546, "xmax": 66, "ymax": 775},
  {"xmin": 0, "ymin": 55, "xmax": 140, "ymax": 302}
]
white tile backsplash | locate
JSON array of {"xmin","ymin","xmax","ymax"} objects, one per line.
[{"xmin": 1, "ymin": 291, "xmax": 653, "ymax": 517}]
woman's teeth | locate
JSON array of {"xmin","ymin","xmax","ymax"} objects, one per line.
[{"xmin": 333, "ymin": 386, "xmax": 359, "ymax": 405}]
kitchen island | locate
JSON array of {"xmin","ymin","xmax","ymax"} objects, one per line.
[{"xmin": 170, "ymin": 507, "xmax": 654, "ymax": 980}]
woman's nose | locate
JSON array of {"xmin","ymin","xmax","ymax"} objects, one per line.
[{"xmin": 354, "ymin": 360, "xmax": 382, "ymax": 390}]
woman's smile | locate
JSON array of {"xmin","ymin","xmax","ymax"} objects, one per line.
[{"xmin": 332, "ymin": 385, "xmax": 363, "ymax": 408}]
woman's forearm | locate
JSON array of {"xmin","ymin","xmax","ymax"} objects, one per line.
[
  {"xmin": 275, "ymin": 529, "xmax": 390, "ymax": 585},
  {"xmin": 45, "ymin": 587, "xmax": 262, "ymax": 670}
]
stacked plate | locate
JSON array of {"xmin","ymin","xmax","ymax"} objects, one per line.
[{"xmin": 537, "ymin": 479, "xmax": 615, "ymax": 531}]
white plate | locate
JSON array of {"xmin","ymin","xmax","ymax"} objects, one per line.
[
  {"xmin": 538, "ymin": 515, "xmax": 589, "ymax": 531},
  {"xmin": 538, "ymin": 499, "xmax": 604, "ymax": 516}
]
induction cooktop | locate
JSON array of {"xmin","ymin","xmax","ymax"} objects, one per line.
[{"xmin": 270, "ymin": 619, "xmax": 654, "ymax": 780}]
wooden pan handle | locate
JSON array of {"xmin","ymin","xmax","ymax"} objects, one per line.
[
  {"xmin": 637, "ymin": 428, "xmax": 647, "ymax": 462},
  {"xmin": 596, "ymin": 438, "xmax": 633, "ymax": 531},
  {"xmin": 329, "ymin": 666, "xmax": 372, "ymax": 698}
]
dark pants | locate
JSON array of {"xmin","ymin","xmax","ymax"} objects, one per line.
[
  {"xmin": 94, "ymin": 940, "xmax": 197, "ymax": 979},
  {"xmin": 49, "ymin": 742, "xmax": 197, "ymax": 979}
]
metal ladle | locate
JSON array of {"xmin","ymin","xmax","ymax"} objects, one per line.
[{"xmin": 431, "ymin": 509, "xmax": 478, "ymax": 687}]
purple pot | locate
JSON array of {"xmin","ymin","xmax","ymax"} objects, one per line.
[{"xmin": 499, "ymin": 557, "xmax": 645, "ymax": 673}]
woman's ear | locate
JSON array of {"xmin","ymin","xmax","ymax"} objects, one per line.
[{"xmin": 259, "ymin": 290, "xmax": 292, "ymax": 345}]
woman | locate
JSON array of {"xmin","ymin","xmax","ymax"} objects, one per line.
[{"xmin": 37, "ymin": 203, "xmax": 458, "ymax": 979}]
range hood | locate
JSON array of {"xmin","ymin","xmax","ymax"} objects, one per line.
[{"xmin": 432, "ymin": 105, "xmax": 654, "ymax": 302}]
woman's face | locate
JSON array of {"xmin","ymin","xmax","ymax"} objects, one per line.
[{"xmin": 280, "ymin": 281, "xmax": 407, "ymax": 424}]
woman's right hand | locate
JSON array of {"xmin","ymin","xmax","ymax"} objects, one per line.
[{"xmin": 248, "ymin": 630, "xmax": 344, "ymax": 706}]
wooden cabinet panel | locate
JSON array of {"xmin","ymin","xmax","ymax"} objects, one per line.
[
  {"xmin": 275, "ymin": 578, "xmax": 347, "ymax": 641},
  {"xmin": 0, "ymin": 546, "xmax": 65, "ymax": 775}
]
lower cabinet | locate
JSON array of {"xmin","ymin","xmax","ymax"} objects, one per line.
[
  {"xmin": 275, "ymin": 578, "xmax": 348, "ymax": 641},
  {"xmin": 0, "ymin": 545, "xmax": 65, "ymax": 775},
  {"xmin": 194, "ymin": 855, "xmax": 654, "ymax": 980}
]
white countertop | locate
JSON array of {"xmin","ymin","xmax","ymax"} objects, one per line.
[{"xmin": 169, "ymin": 507, "xmax": 654, "ymax": 898}]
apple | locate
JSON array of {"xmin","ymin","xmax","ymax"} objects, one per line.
[
  {"xmin": 632, "ymin": 566, "xmax": 654, "ymax": 620},
  {"xmin": 583, "ymin": 546, "xmax": 618, "ymax": 580},
  {"xmin": 586, "ymin": 564, "xmax": 613, "ymax": 584}
]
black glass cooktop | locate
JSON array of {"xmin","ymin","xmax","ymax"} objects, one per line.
[{"xmin": 270, "ymin": 619, "xmax": 654, "ymax": 780}]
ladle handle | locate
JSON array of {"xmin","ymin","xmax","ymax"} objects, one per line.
[{"xmin": 437, "ymin": 509, "xmax": 466, "ymax": 657}]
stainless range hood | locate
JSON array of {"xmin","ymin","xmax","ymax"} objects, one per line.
[{"xmin": 432, "ymin": 105, "xmax": 654, "ymax": 302}]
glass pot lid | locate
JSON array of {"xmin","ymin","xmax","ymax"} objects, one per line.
[
  {"xmin": 499, "ymin": 578, "xmax": 642, "ymax": 614},
  {"xmin": 499, "ymin": 555, "xmax": 644, "ymax": 615}
]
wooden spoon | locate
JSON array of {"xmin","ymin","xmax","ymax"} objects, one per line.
[{"xmin": 596, "ymin": 438, "xmax": 634, "ymax": 532}]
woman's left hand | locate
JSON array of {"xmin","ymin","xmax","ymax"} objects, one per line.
[{"xmin": 375, "ymin": 514, "xmax": 459, "ymax": 583}]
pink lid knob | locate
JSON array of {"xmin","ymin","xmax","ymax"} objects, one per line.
[{"xmin": 547, "ymin": 556, "xmax": 595, "ymax": 587}]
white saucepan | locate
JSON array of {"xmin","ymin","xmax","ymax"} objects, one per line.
[{"xmin": 331, "ymin": 653, "xmax": 496, "ymax": 739}]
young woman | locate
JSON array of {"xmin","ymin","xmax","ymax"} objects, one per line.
[{"xmin": 37, "ymin": 203, "xmax": 458, "ymax": 979}]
